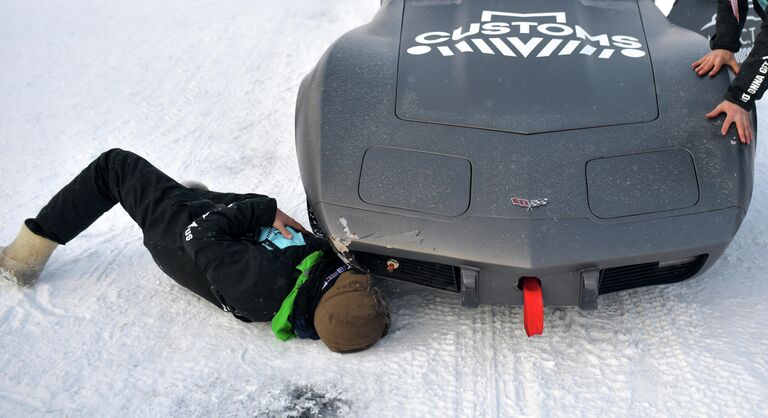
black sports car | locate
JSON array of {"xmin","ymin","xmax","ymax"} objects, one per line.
[{"xmin": 295, "ymin": 0, "xmax": 755, "ymax": 323}]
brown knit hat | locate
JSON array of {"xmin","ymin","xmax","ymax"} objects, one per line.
[{"xmin": 314, "ymin": 271, "xmax": 390, "ymax": 353}]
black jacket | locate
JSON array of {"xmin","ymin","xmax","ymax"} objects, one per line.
[
  {"xmin": 181, "ymin": 198, "xmax": 329, "ymax": 322},
  {"xmin": 711, "ymin": 0, "xmax": 768, "ymax": 110},
  {"xmin": 25, "ymin": 148, "xmax": 330, "ymax": 324}
]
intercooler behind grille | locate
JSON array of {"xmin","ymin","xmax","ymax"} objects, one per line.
[
  {"xmin": 598, "ymin": 254, "xmax": 708, "ymax": 294},
  {"xmin": 352, "ymin": 251, "xmax": 460, "ymax": 292}
]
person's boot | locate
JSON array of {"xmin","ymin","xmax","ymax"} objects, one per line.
[
  {"xmin": 180, "ymin": 180, "xmax": 209, "ymax": 191},
  {"xmin": 0, "ymin": 224, "xmax": 58, "ymax": 287}
]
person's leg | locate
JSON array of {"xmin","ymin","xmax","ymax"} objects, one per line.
[
  {"xmin": 194, "ymin": 190, "xmax": 270, "ymax": 206},
  {"xmin": 178, "ymin": 178, "xmax": 269, "ymax": 206},
  {"xmin": 179, "ymin": 180, "xmax": 209, "ymax": 192},
  {"xmin": 2, "ymin": 149, "xmax": 198, "ymax": 286},
  {"xmin": 26, "ymin": 148, "xmax": 196, "ymax": 244}
]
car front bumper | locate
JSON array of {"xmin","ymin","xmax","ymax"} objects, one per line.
[{"xmin": 313, "ymin": 202, "xmax": 745, "ymax": 309}]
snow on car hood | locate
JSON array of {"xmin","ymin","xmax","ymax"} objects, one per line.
[{"xmin": 396, "ymin": 0, "xmax": 658, "ymax": 134}]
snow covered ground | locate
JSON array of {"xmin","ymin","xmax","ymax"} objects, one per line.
[{"xmin": 0, "ymin": 0, "xmax": 767, "ymax": 416}]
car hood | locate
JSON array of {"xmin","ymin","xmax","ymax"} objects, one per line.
[{"xmin": 396, "ymin": 0, "xmax": 658, "ymax": 134}]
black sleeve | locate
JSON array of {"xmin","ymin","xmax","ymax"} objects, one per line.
[
  {"xmin": 182, "ymin": 197, "xmax": 292, "ymax": 321},
  {"xmin": 710, "ymin": 0, "xmax": 748, "ymax": 52},
  {"xmin": 725, "ymin": 20, "xmax": 768, "ymax": 110}
]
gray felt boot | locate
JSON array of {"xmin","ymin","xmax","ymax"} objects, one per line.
[{"xmin": 0, "ymin": 224, "xmax": 58, "ymax": 287}]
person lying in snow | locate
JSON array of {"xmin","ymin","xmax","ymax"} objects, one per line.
[{"xmin": 0, "ymin": 149, "xmax": 390, "ymax": 353}]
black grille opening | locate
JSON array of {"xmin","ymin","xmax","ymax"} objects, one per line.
[
  {"xmin": 352, "ymin": 251, "xmax": 460, "ymax": 292},
  {"xmin": 599, "ymin": 254, "xmax": 708, "ymax": 294}
]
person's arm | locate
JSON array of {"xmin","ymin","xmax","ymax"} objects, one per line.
[
  {"xmin": 182, "ymin": 198, "xmax": 306, "ymax": 321},
  {"xmin": 724, "ymin": 20, "xmax": 768, "ymax": 110},
  {"xmin": 710, "ymin": 0, "xmax": 748, "ymax": 52},
  {"xmin": 693, "ymin": 0, "xmax": 755, "ymax": 144},
  {"xmin": 694, "ymin": 0, "xmax": 748, "ymax": 77},
  {"xmin": 704, "ymin": 20, "xmax": 768, "ymax": 145}
]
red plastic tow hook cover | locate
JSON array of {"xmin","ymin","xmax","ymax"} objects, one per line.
[{"xmin": 520, "ymin": 277, "xmax": 544, "ymax": 337}]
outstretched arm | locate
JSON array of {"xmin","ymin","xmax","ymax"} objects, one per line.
[
  {"xmin": 693, "ymin": 0, "xmax": 759, "ymax": 144},
  {"xmin": 704, "ymin": 20, "xmax": 768, "ymax": 145},
  {"xmin": 724, "ymin": 20, "xmax": 768, "ymax": 111},
  {"xmin": 693, "ymin": 0, "xmax": 748, "ymax": 77},
  {"xmin": 710, "ymin": 0, "xmax": 748, "ymax": 53}
]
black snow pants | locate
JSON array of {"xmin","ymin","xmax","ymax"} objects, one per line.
[{"xmin": 26, "ymin": 148, "xmax": 266, "ymax": 306}]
